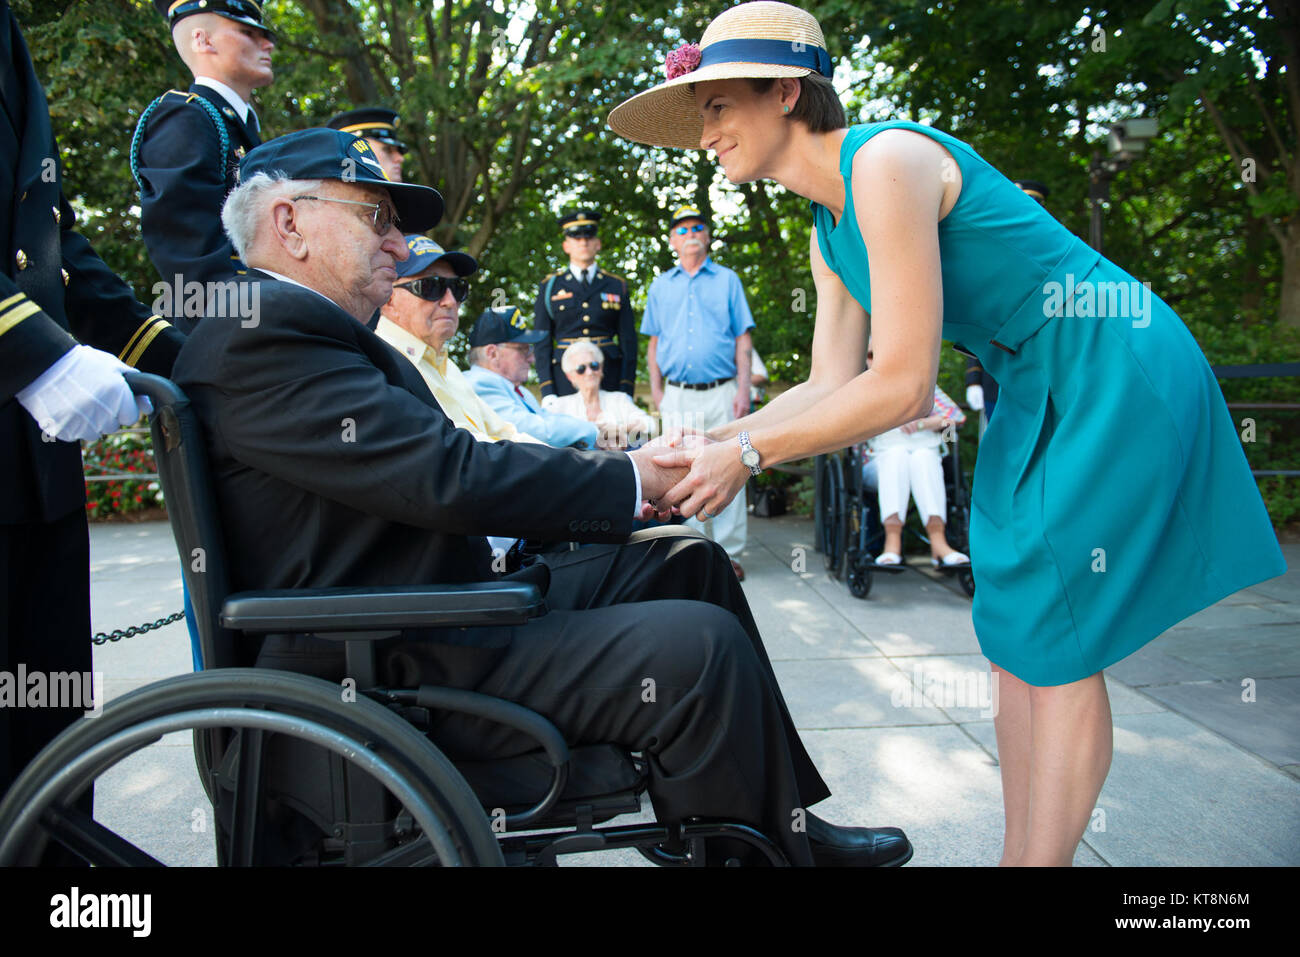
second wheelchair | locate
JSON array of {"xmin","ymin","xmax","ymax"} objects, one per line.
[{"xmin": 815, "ymin": 433, "xmax": 975, "ymax": 600}]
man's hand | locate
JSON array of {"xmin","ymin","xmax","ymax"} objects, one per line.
[
  {"xmin": 16, "ymin": 345, "xmax": 152, "ymax": 442},
  {"xmin": 966, "ymin": 384, "xmax": 984, "ymax": 411},
  {"xmin": 731, "ymin": 386, "xmax": 750, "ymax": 421},
  {"xmin": 628, "ymin": 443, "xmax": 690, "ymax": 505}
]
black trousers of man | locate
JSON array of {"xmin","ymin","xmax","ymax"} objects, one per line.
[{"xmin": 259, "ymin": 527, "xmax": 830, "ymax": 865}]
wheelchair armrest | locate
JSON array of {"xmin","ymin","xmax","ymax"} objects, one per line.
[{"xmin": 220, "ymin": 582, "xmax": 544, "ymax": 633}]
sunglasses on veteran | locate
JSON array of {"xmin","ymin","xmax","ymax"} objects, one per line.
[
  {"xmin": 394, "ymin": 276, "xmax": 471, "ymax": 302},
  {"xmin": 572, "ymin": 360, "xmax": 601, "ymax": 374},
  {"xmin": 290, "ymin": 194, "xmax": 400, "ymax": 235},
  {"xmin": 673, "ymin": 223, "xmax": 707, "ymax": 235}
]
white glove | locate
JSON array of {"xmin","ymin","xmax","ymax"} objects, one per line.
[
  {"xmin": 966, "ymin": 384, "xmax": 984, "ymax": 412},
  {"xmin": 15, "ymin": 345, "xmax": 151, "ymax": 442},
  {"xmin": 540, "ymin": 393, "xmax": 559, "ymax": 411}
]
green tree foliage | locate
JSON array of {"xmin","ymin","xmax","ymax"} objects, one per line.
[{"xmin": 18, "ymin": 0, "xmax": 1295, "ymax": 382}]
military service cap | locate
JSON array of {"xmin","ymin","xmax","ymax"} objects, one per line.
[
  {"xmin": 560, "ymin": 209, "xmax": 600, "ymax": 238},
  {"xmin": 154, "ymin": 0, "xmax": 272, "ymax": 37},
  {"xmin": 328, "ymin": 108, "xmax": 407, "ymax": 151}
]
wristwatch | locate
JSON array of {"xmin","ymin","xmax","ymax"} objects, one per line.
[{"xmin": 738, "ymin": 431, "xmax": 762, "ymax": 476}]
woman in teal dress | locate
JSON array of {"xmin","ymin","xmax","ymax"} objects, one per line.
[{"xmin": 609, "ymin": 1, "xmax": 1286, "ymax": 865}]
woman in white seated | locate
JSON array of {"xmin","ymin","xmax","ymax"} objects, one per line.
[
  {"xmin": 866, "ymin": 345, "xmax": 970, "ymax": 568},
  {"xmin": 552, "ymin": 338, "xmax": 657, "ymax": 450}
]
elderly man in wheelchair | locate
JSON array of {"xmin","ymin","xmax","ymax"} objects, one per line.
[{"xmin": 0, "ymin": 129, "xmax": 911, "ymax": 868}]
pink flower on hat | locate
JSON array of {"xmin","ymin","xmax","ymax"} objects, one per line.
[{"xmin": 665, "ymin": 42, "xmax": 702, "ymax": 80}]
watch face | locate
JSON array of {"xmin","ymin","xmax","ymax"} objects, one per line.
[{"xmin": 741, "ymin": 448, "xmax": 760, "ymax": 467}]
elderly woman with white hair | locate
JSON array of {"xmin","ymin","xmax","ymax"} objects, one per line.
[{"xmin": 550, "ymin": 338, "xmax": 656, "ymax": 449}]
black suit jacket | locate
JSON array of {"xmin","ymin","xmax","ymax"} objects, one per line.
[
  {"xmin": 0, "ymin": 0, "xmax": 183, "ymax": 523},
  {"xmin": 135, "ymin": 82, "xmax": 261, "ymax": 292},
  {"xmin": 172, "ymin": 272, "xmax": 635, "ymax": 597},
  {"xmin": 534, "ymin": 266, "xmax": 637, "ymax": 398}
]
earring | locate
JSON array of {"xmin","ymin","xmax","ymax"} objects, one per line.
[{"xmin": 783, "ymin": 105, "xmax": 790, "ymax": 113}]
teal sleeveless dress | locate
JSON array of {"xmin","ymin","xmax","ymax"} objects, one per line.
[{"xmin": 814, "ymin": 121, "xmax": 1287, "ymax": 686}]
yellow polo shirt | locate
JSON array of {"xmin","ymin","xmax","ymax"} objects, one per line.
[{"xmin": 375, "ymin": 317, "xmax": 542, "ymax": 444}]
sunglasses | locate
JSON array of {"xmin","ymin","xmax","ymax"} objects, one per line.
[
  {"xmin": 395, "ymin": 276, "xmax": 470, "ymax": 302},
  {"xmin": 674, "ymin": 223, "xmax": 707, "ymax": 235},
  {"xmin": 565, "ymin": 227, "xmax": 599, "ymax": 239},
  {"xmin": 573, "ymin": 361, "xmax": 602, "ymax": 374},
  {"xmin": 291, "ymin": 194, "xmax": 399, "ymax": 235}
]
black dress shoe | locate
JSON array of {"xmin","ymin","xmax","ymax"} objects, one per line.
[{"xmin": 805, "ymin": 813, "xmax": 913, "ymax": 867}]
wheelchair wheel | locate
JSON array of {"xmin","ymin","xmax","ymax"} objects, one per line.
[
  {"xmin": 958, "ymin": 567, "xmax": 976, "ymax": 598},
  {"xmin": 0, "ymin": 669, "xmax": 504, "ymax": 867},
  {"xmin": 818, "ymin": 453, "xmax": 846, "ymax": 576},
  {"xmin": 846, "ymin": 552, "xmax": 873, "ymax": 599}
]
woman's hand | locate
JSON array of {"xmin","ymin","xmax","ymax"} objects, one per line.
[{"xmin": 652, "ymin": 435, "xmax": 751, "ymax": 519}]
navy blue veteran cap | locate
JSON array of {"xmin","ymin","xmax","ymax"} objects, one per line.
[
  {"xmin": 154, "ymin": 0, "xmax": 272, "ymax": 37},
  {"xmin": 469, "ymin": 307, "xmax": 547, "ymax": 347},
  {"xmin": 238, "ymin": 128, "xmax": 443, "ymax": 232},
  {"xmin": 668, "ymin": 203, "xmax": 709, "ymax": 228},
  {"xmin": 395, "ymin": 235, "xmax": 477, "ymax": 279},
  {"xmin": 328, "ymin": 108, "xmax": 407, "ymax": 151}
]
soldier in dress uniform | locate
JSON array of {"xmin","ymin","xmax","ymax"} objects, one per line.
[
  {"xmin": 534, "ymin": 209, "xmax": 637, "ymax": 404},
  {"xmin": 1, "ymin": 0, "xmax": 184, "ymax": 817},
  {"xmin": 133, "ymin": 0, "xmax": 274, "ymax": 300},
  {"xmin": 327, "ymin": 107, "xmax": 407, "ymax": 182}
]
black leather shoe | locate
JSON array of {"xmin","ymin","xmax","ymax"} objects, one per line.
[{"xmin": 805, "ymin": 813, "xmax": 913, "ymax": 867}]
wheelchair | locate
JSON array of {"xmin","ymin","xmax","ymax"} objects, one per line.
[
  {"xmin": 815, "ymin": 432, "xmax": 975, "ymax": 600},
  {"xmin": 0, "ymin": 374, "xmax": 789, "ymax": 867}
]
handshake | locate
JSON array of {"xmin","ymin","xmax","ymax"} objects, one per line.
[{"xmin": 626, "ymin": 429, "xmax": 749, "ymax": 523}]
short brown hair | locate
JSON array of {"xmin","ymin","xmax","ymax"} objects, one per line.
[{"xmin": 748, "ymin": 75, "xmax": 846, "ymax": 133}]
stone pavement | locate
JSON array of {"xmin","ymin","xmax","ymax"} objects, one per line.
[{"xmin": 84, "ymin": 515, "xmax": 1300, "ymax": 866}]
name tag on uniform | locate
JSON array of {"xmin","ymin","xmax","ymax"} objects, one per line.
[{"xmin": 551, "ymin": 289, "xmax": 574, "ymax": 300}]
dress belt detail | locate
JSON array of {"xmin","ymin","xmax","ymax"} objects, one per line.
[{"xmin": 989, "ymin": 240, "xmax": 1102, "ymax": 355}]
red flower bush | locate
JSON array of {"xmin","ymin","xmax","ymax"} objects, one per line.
[{"xmin": 82, "ymin": 427, "xmax": 165, "ymax": 520}]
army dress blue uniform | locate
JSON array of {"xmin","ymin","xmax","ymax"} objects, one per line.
[
  {"xmin": 133, "ymin": 82, "xmax": 261, "ymax": 295},
  {"xmin": 1, "ymin": 0, "xmax": 183, "ymax": 798},
  {"xmin": 534, "ymin": 265, "xmax": 637, "ymax": 399}
]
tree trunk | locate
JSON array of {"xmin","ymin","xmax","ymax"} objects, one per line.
[{"xmin": 1281, "ymin": 223, "xmax": 1300, "ymax": 329}]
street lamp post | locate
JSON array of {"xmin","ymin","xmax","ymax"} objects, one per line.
[{"xmin": 1088, "ymin": 117, "xmax": 1159, "ymax": 254}]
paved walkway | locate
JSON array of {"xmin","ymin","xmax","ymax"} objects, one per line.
[{"xmin": 85, "ymin": 516, "xmax": 1300, "ymax": 866}]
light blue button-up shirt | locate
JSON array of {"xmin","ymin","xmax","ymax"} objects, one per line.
[{"xmin": 640, "ymin": 257, "xmax": 754, "ymax": 383}]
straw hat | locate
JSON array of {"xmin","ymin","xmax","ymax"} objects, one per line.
[{"xmin": 608, "ymin": 2, "xmax": 831, "ymax": 149}]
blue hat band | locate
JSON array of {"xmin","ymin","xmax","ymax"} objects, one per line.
[{"xmin": 698, "ymin": 38, "xmax": 832, "ymax": 78}]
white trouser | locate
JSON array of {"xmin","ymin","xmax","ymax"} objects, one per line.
[
  {"xmin": 659, "ymin": 379, "xmax": 746, "ymax": 559},
  {"xmin": 873, "ymin": 444, "xmax": 946, "ymax": 526}
]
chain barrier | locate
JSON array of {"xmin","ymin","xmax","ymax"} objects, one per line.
[{"xmin": 92, "ymin": 611, "xmax": 185, "ymax": 645}]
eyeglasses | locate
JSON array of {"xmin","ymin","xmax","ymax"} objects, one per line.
[
  {"xmin": 674, "ymin": 223, "xmax": 707, "ymax": 235},
  {"xmin": 564, "ymin": 227, "xmax": 598, "ymax": 239},
  {"xmin": 395, "ymin": 276, "xmax": 470, "ymax": 302},
  {"xmin": 573, "ymin": 361, "xmax": 602, "ymax": 374},
  {"xmin": 291, "ymin": 194, "xmax": 400, "ymax": 235}
]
